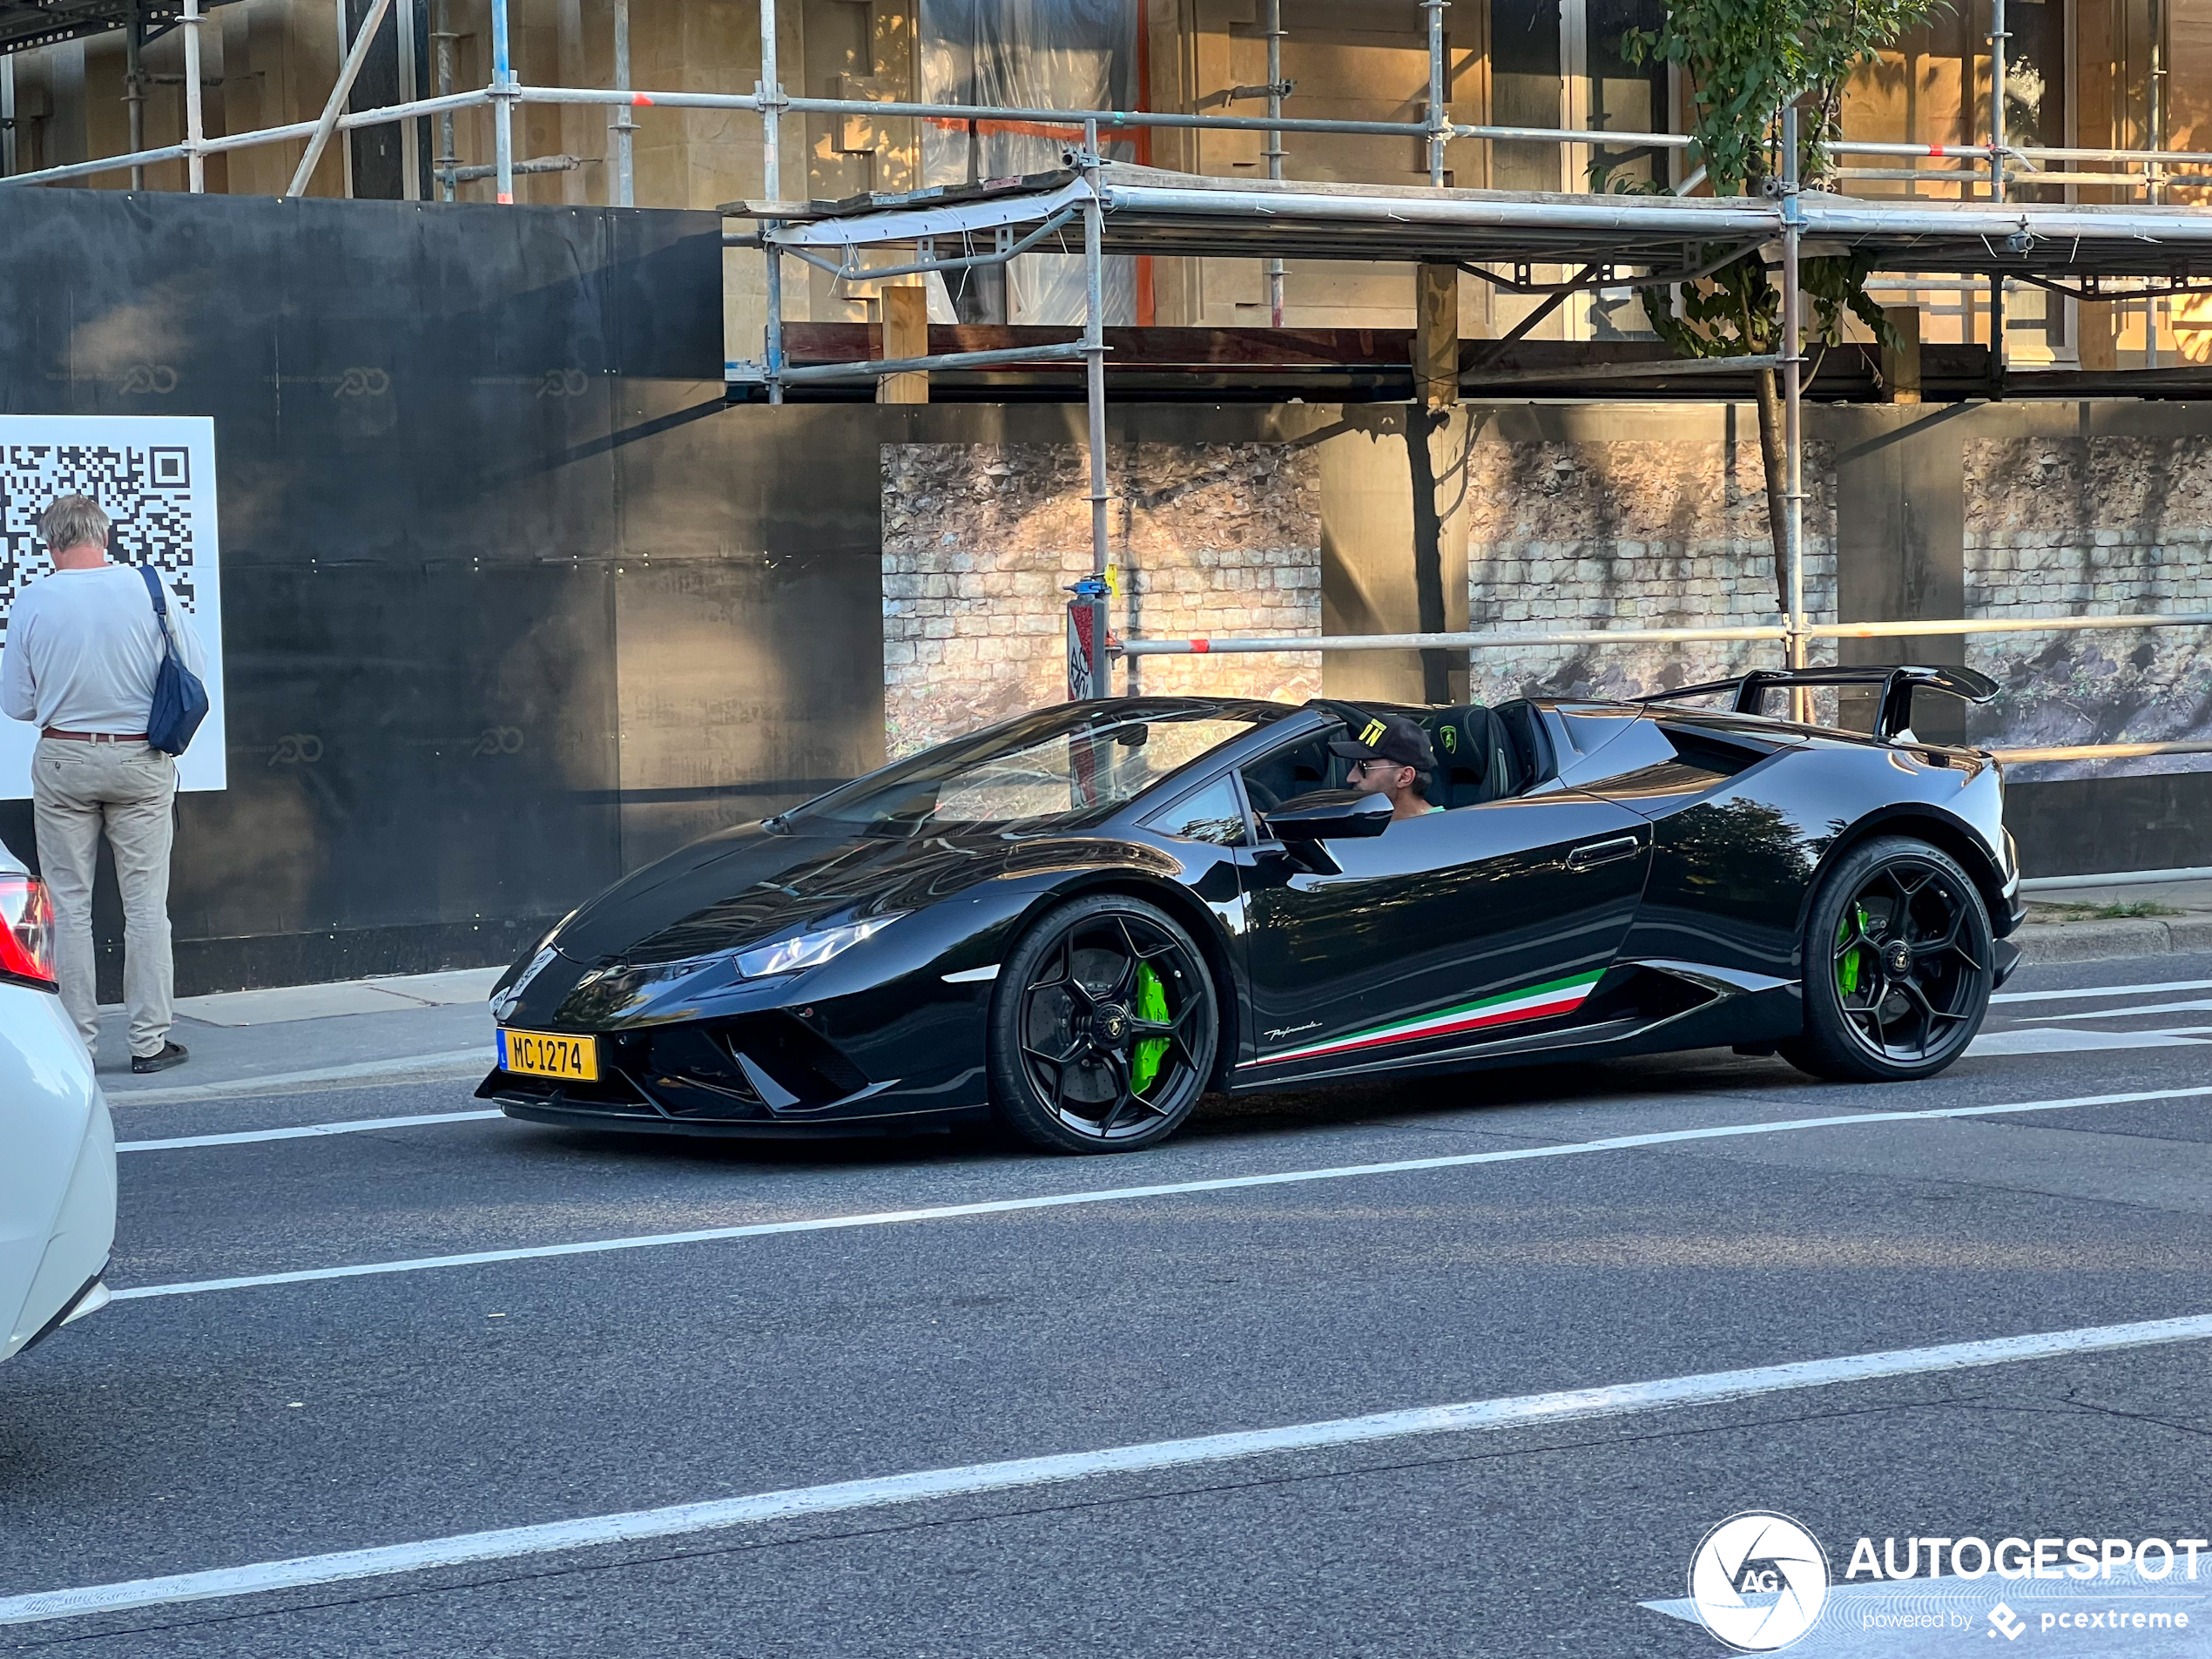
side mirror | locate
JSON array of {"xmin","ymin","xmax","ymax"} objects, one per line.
[{"xmin": 1262, "ymin": 788, "xmax": 1394, "ymax": 840}]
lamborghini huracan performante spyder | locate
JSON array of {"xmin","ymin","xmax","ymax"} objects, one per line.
[{"xmin": 481, "ymin": 665, "xmax": 2024, "ymax": 1154}]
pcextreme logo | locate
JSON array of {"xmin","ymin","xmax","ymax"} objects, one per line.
[{"xmin": 1689, "ymin": 1512, "xmax": 1833, "ymax": 1652}]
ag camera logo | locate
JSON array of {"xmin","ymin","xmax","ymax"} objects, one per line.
[{"xmin": 1689, "ymin": 1512, "xmax": 1832, "ymax": 1651}]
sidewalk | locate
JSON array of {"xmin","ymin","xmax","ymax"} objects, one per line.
[
  {"xmin": 2014, "ymin": 876, "xmax": 2212, "ymax": 964},
  {"xmin": 96, "ymin": 967, "xmax": 502, "ymax": 1105}
]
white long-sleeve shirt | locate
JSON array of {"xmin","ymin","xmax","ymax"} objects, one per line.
[{"xmin": 0, "ymin": 564, "xmax": 210, "ymax": 735}]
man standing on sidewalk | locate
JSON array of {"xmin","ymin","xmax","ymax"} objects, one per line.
[{"xmin": 0, "ymin": 495, "xmax": 204, "ymax": 1073}]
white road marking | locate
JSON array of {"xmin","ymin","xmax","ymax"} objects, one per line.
[
  {"xmin": 4, "ymin": 1309, "xmax": 2208, "ymax": 1629},
  {"xmin": 2044, "ymin": 997, "xmax": 2212, "ymax": 1021},
  {"xmin": 1966, "ymin": 1028, "xmax": 2210, "ymax": 1056},
  {"xmin": 1993, "ymin": 978, "xmax": 2212, "ymax": 1005},
  {"xmin": 107, "ymin": 1084, "xmax": 2212, "ymax": 1305},
  {"xmin": 118, "ymin": 1110, "xmax": 505, "ymax": 1153},
  {"xmin": 107, "ymin": 1051, "xmax": 491, "ymax": 1108}
]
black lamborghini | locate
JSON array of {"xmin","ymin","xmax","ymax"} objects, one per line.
[{"xmin": 480, "ymin": 666, "xmax": 2023, "ymax": 1153}]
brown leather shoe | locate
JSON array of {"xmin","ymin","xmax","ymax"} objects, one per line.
[{"xmin": 131, "ymin": 1041, "xmax": 189, "ymax": 1074}]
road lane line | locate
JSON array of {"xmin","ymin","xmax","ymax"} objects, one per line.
[
  {"xmin": 118, "ymin": 1110, "xmax": 505, "ymax": 1153},
  {"xmin": 1966, "ymin": 1028, "xmax": 2210, "ymax": 1056},
  {"xmin": 1993, "ymin": 978, "xmax": 2212, "ymax": 1005},
  {"xmin": 107, "ymin": 1051, "xmax": 490, "ymax": 1108},
  {"xmin": 6, "ymin": 1309, "xmax": 2209, "ymax": 1628},
  {"xmin": 2044, "ymin": 998, "xmax": 2212, "ymax": 1021},
  {"xmin": 107, "ymin": 1084, "xmax": 2212, "ymax": 1305}
]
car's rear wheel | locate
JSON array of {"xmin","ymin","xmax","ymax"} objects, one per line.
[
  {"xmin": 988, "ymin": 894, "xmax": 1219, "ymax": 1153},
  {"xmin": 1782, "ymin": 834, "xmax": 1993, "ymax": 1082}
]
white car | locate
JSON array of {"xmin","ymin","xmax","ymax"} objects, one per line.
[{"xmin": 0, "ymin": 844, "xmax": 115, "ymax": 1364}]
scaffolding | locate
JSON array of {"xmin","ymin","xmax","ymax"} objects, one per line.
[{"xmin": 6, "ymin": 0, "xmax": 2212, "ymax": 762}]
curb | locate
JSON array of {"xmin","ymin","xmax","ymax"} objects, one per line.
[
  {"xmin": 105, "ymin": 1049, "xmax": 491, "ymax": 1108},
  {"xmin": 2013, "ymin": 917, "xmax": 2212, "ymax": 966}
]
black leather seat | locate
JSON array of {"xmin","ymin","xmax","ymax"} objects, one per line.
[{"xmin": 1422, "ymin": 705, "xmax": 1527, "ymax": 808}]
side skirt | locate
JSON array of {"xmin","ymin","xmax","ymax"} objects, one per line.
[{"xmin": 1228, "ymin": 962, "xmax": 1804, "ymax": 1092}]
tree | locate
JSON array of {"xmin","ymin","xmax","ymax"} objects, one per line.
[{"xmin": 1620, "ymin": 0, "xmax": 1949, "ymax": 615}]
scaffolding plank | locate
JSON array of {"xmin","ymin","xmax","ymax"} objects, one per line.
[{"xmin": 734, "ymin": 164, "xmax": 2212, "ymax": 283}]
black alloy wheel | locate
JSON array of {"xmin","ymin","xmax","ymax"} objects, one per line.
[
  {"xmin": 988, "ymin": 894, "xmax": 1220, "ymax": 1153},
  {"xmin": 1783, "ymin": 834, "xmax": 1995, "ymax": 1083}
]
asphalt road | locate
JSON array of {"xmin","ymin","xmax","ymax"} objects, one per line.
[{"xmin": 3, "ymin": 954, "xmax": 2210, "ymax": 1657}]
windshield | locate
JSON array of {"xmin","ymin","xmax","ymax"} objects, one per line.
[{"xmin": 795, "ymin": 704, "xmax": 1277, "ymax": 835}]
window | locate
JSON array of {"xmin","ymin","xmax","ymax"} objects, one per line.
[
  {"xmin": 1149, "ymin": 778, "xmax": 1248, "ymax": 846},
  {"xmin": 1238, "ymin": 731, "xmax": 1343, "ymax": 816},
  {"xmin": 795, "ymin": 706, "xmax": 1271, "ymax": 835}
]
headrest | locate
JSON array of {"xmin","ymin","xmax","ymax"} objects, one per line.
[{"xmin": 1427, "ymin": 705, "xmax": 1494, "ymax": 773}]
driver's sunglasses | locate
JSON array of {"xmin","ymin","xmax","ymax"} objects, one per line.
[{"xmin": 1349, "ymin": 759, "xmax": 1392, "ymax": 777}]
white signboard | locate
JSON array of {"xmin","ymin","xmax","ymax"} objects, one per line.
[{"xmin": 0, "ymin": 415, "xmax": 227, "ymax": 798}]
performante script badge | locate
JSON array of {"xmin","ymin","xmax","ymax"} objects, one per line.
[
  {"xmin": 1689, "ymin": 1513, "xmax": 1831, "ymax": 1652},
  {"xmin": 1264, "ymin": 1022, "xmax": 1322, "ymax": 1041}
]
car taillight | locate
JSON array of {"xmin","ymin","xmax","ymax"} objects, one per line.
[{"xmin": 0, "ymin": 874, "xmax": 58, "ymax": 989}]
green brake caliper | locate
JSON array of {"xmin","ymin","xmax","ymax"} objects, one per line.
[
  {"xmin": 1131, "ymin": 962, "xmax": 1170, "ymax": 1094},
  {"xmin": 1837, "ymin": 906, "xmax": 1866, "ymax": 998}
]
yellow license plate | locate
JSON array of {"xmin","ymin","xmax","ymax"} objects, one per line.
[{"xmin": 499, "ymin": 1028, "xmax": 599, "ymax": 1081}]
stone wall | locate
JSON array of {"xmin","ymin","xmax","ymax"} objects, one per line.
[
  {"xmin": 882, "ymin": 442, "xmax": 1321, "ymax": 755},
  {"xmin": 1463, "ymin": 439, "xmax": 1838, "ymax": 705},
  {"xmin": 1964, "ymin": 437, "xmax": 2212, "ymax": 777}
]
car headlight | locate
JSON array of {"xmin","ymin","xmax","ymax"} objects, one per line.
[{"xmin": 735, "ymin": 914, "xmax": 906, "ymax": 979}]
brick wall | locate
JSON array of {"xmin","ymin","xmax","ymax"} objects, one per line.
[
  {"xmin": 1464, "ymin": 440, "xmax": 1838, "ymax": 705},
  {"xmin": 1964, "ymin": 437, "xmax": 2212, "ymax": 774},
  {"xmin": 882, "ymin": 442, "xmax": 1322, "ymax": 755}
]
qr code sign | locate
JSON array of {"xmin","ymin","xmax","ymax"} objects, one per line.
[{"xmin": 0, "ymin": 441, "xmax": 200, "ymax": 650}]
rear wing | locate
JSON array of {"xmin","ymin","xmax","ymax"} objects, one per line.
[{"xmin": 1635, "ymin": 664, "xmax": 1999, "ymax": 744}]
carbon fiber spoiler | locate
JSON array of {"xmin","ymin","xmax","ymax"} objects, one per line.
[{"xmin": 1635, "ymin": 664, "xmax": 1999, "ymax": 743}]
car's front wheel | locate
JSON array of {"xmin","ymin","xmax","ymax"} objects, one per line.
[
  {"xmin": 988, "ymin": 894, "xmax": 1219, "ymax": 1153},
  {"xmin": 1782, "ymin": 834, "xmax": 1994, "ymax": 1082}
]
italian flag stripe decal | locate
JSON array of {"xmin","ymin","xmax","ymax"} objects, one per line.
[{"xmin": 1257, "ymin": 970, "xmax": 1606, "ymax": 1067}]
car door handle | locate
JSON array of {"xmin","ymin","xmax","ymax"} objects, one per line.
[{"xmin": 1566, "ymin": 835, "xmax": 1641, "ymax": 872}]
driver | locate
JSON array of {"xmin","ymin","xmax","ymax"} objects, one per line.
[{"xmin": 1330, "ymin": 714, "xmax": 1441, "ymax": 821}]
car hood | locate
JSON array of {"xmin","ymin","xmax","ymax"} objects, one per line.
[{"xmin": 549, "ymin": 819, "xmax": 1154, "ymax": 968}]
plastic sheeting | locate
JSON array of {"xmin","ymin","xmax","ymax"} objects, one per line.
[{"xmin": 919, "ymin": 0, "xmax": 1137, "ymax": 325}]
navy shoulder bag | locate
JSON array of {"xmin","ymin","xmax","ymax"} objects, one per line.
[{"xmin": 139, "ymin": 564, "xmax": 211, "ymax": 757}]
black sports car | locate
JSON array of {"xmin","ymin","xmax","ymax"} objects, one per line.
[{"xmin": 480, "ymin": 666, "xmax": 2023, "ymax": 1153}]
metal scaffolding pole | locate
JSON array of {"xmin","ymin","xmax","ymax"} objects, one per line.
[
  {"xmin": 433, "ymin": 0, "xmax": 455, "ymax": 201},
  {"xmin": 1082, "ymin": 116, "xmax": 1112, "ymax": 697},
  {"xmin": 396, "ymin": 0, "xmax": 420, "ymax": 199},
  {"xmin": 182, "ymin": 0, "xmax": 206, "ymax": 192},
  {"xmin": 759, "ymin": 0, "xmax": 786, "ymax": 396},
  {"xmin": 1988, "ymin": 0, "xmax": 2007, "ymax": 203},
  {"xmin": 1424, "ymin": 0, "xmax": 1447, "ymax": 186},
  {"xmin": 759, "ymin": 0, "xmax": 781, "ymax": 199},
  {"xmin": 765, "ymin": 242, "xmax": 786, "ymax": 403},
  {"xmin": 1780, "ymin": 105, "xmax": 1806, "ymax": 679},
  {"xmin": 490, "ymin": 0, "xmax": 515, "ymax": 201},
  {"xmin": 1264, "ymin": 0, "xmax": 1285, "ymax": 326},
  {"xmin": 1988, "ymin": 0, "xmax": 2006, "ymax": 368},
  {"xmin": 611, "ymin": 0, "xmax": 636, "ymax": 206},
  {"xmin": 287, "ymin": 0, "xmax": 395, "ymax": 198},
  {"xmin": 124, "ymin": 0, "xmax": 145, "ymax": 189}
]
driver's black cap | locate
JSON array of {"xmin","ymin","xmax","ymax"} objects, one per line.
[{"xmin": 1328, "ymin": 712, "xmax": 1435, "ymax": 772}]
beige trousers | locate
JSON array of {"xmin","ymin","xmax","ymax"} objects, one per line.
[{"xmin": 31, "ymin": 737, "xmax": 178, "ymax": 1058}]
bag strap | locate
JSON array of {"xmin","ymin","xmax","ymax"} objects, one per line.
[{"xmin": 138, "ymin": 564, "xmax": 179, "ymax": 656}]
